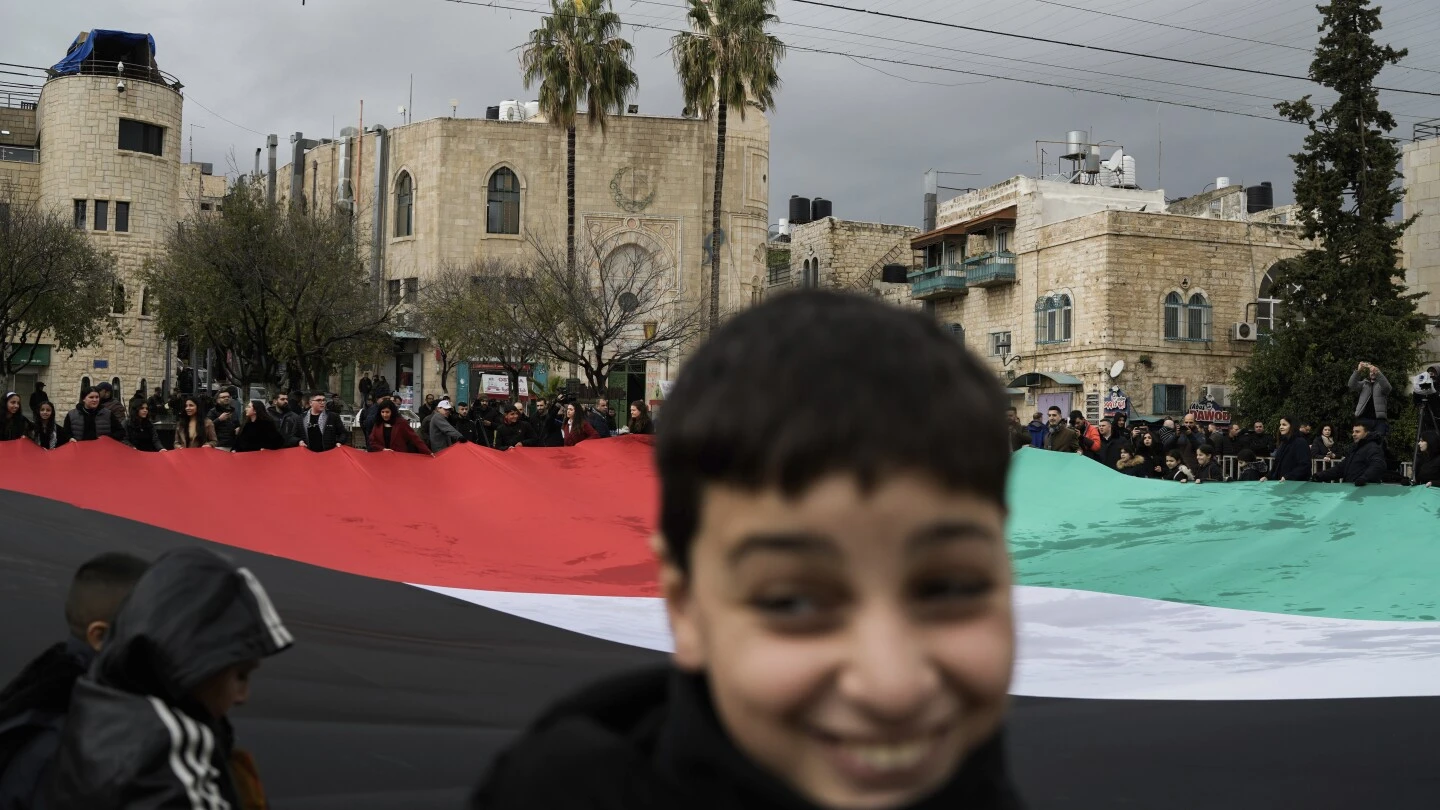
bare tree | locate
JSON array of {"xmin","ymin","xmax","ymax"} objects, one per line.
[
  {"xmin": 414, "ymin": 258, "xmax": 554, "ymax": 399},
  {"xmin": 511, "ymin": 234, "xmax": 705, "ymax": 394},
  {"xmin": 0, "ymin": 197, "xmax": 121, "ymax": 391}
]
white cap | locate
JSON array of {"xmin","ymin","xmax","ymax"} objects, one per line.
[{"xmin": 437, "ymin": 399, "xmax": 453, "ymax": 410}]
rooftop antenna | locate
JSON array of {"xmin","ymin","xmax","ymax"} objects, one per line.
[
  {"xmin": 408, "ymin": 73, "xmax": 414, "ymax": 124},
  {"xmin": 188, "ymin": 122, "xmax": 205, "ymax": 164},
  {"xmin": 450, "ymin": 98, "xmax": 458, "ymax": 118}
]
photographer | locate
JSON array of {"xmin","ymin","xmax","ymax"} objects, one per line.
[
  {"xmin": 1349, "ymin": 362, "xmax": 1392, "ymax": 439},
  {"xmin": 1068, "ymin": 410, "xmax": 1101, "ymax": 460}
]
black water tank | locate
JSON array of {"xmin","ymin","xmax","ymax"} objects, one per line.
[
  {"xmin": 1246, "ymin": 181, "xmax": 1274, "ymax": 213},
  {"xmin": 485, "ymin": 105, "xmax": 501, "ymax": 120},
  {"xmin": 789, "ymin": 195, "xmax": 812, "ymax": 225},
  {"xmin": 881, "ymin": 263, "xmax": 908, "ymax": 283},
  {"xmin": 811, "ymin": 197, "xmax": 833, "ymax": 220}
]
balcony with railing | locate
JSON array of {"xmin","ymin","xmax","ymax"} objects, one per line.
[
  {"xmin": 909, "ymin": 263, "xmax": 968, "ymax": 300},
  {"xmin": 963, "ymin": 251, "xmax": 1017, "ymax": 287}
]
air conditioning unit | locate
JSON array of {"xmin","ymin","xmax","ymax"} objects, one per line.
[
  {"xmin": 1231, "ymin": 322, "xmax": 1258, "ymax": 341},
  {"xmin": 1203, "ymin": 384, "xmax": 1230, "ymax": 407}
]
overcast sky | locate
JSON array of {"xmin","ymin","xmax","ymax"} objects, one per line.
[{"xmin": 5, "ymin": 0, "xmax": 1437, "ymax": 227}]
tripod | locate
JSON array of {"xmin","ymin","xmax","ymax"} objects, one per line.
[{"xmin": 1412, "ymin": 395, "xmax": 1439, "ymax": 483}]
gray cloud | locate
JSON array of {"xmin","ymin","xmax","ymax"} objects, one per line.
[{"xmin": 7, "ymin": 0, "xmax": 1435, "ymax": 228}]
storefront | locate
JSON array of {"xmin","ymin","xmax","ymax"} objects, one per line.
[{"xmin": 385, "ymin": 331, "xmax": 425, "ymax": 411}]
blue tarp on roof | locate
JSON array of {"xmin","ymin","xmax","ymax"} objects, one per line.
[{"xmin": 51, "ymin": 30, "xmax": 156, "ymax": 75}]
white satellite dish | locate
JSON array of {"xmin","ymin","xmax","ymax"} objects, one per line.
[{"xmin": 1109, "ymin": 360, "xmax": 1125, "ymax": 379}]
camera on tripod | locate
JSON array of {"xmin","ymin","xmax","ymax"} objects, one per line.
[{"xmin": 1412, "ymin": 365, "xmax": 1439, "ymax": 400}]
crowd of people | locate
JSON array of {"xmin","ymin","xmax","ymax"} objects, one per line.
[
  {"xmin": 1, "ymin": 378, "xmax": 656, "ymax": 456},
  {"xmin": 1008, "ymin": 376, "xmax": 1439, "ymax": 488}
]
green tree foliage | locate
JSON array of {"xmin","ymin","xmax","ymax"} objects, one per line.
[
  {"xmin": 520, "ymin": 0, "xmax": 639, "ymax": 276},
  {"xmin": 672, "ymin": 0, "xmax": 784, "ymax": 332},
  {"xmin": 1233, "ymin": 0, "xmax": 1427, "ymax": 455},
  {"xmin": 144, "ymin": 179, "xmax": 393, "ymax": 392},
  {"xmin": 0, "ymin": 198, "xmax": 120, "ymax": 388}
]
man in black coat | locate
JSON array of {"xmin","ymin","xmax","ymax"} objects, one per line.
[
  {"xmin": 298, "ymin": 392, "xmax": 343, "ymax": 451},
  {"xmin": 27, "ymin": 383, "xmax": 48, "ymax": 421},
  {"xmin": 0, "ymin": 553, "xmax": 148, "ymax": 810},
  {"xmin": 1312, "ymin": 422, "xmax": 1387, "ymax": 486},
  {"xmin": 207, "ymin": 389, "xmax": 239, "ymax": 450},
  {"xmin": 1096, "ymin": 418, "xmax": 1126, "ymax": 469},
  {"xmin": 453, "ymin": 401, "xmax": 483, "ymax": 445}
]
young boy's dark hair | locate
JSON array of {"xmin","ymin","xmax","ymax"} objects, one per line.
[
  {"xmin": 63, "ymin": 551, "xmax": 150, "ymax": 642},
  {"xmin": 657, "ymin": 289, "xmax": 1011, "ymax": 573}
]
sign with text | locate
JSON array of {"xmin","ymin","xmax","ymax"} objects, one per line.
[
  {"xmin": 480, "ymin": 374, "xmax": 512, "ymax": 396},
  {"xmin": 1103, "ymin": 394, "xmax": 1128, "ymax": 415},
  {"xmin": 1188, "ymin": 399, "xmax": 1230, "ymax": 423}
]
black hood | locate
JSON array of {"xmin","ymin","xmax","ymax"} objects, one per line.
[{"xmin": 93, "ymin": 546, "xmax": 294, "ymax": 704}]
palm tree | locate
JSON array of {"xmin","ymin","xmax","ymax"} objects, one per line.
[
  {"xmin": 521, "ymin": 0, "xmax": 639, "ymax": 276},
  {"xmin": 673, "ymin": 0, "xmax": 784, "ymax": 332}
]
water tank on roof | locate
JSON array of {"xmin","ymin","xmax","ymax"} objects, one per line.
[
  {"xmin": 1216, "ymin": 176, "xmax": 1233, "ymax": 189},
  {"xmin": 789, "ymin": 195, "xmax": 812, "ymax": 226},
  {"xmin": 777, "ymin": 218, "xmax": 792, "ymax": 236},
  {"xmin": 1246, "ymin": 181, "xmax": 1274, "ymax": 213},
  {"xmin": 881, "ymin": 264, "xmax": 908, "ymax": 284},
  {"xmin": 485, "ymin": 105, "xmax": 500, "ymax": 120},
  {"xmin": 811, "ymin": 197, "xmax": 832, "ymax": 220},
  {"xmin": 1064, "ymin": 130, "xmax": 1088, "ymax": 160},
  {"xmin": 499, "ymin": 100, "xmax": 524, "ymax": 121},
  {"xmin": 524, "ymin": 100, "xmax": 541, "ymax": 120}
]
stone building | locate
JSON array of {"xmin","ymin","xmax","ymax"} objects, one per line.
[
  {"xmin": 1402, "ymin": 135, "xmax": 1440, "ymax": 362},
  {"xmin": 906, "ymin": 176, "xmax": 1308, "ymax": 422},
  {"xmin": 270, "ymin": 105, "xmax": 770, "ymax": 408},
  {"xmin": 0, "ymin": 30, "xmax": 223, "ymax": 408},
  {"xmin": 770, "ymin": 216, "xmax": 918, "ymax": 293}
]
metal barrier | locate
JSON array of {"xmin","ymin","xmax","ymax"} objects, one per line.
[
  {"xmin": 1312, "ymin": 458, "xmax": 1340, "ymax": 477},
  {"xmin": 1222, "ymin": 455, "xmax": 1237, "ymax": 481}
]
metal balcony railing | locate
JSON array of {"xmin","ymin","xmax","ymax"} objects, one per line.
[
  {"xmin": 963, "ymin": 251, "xmax": 1017, "ymax": 287},
  {"xmin": 909, "ymin": 263, "xmax": 967, "ymax": 300},
  {"xmin": 52, "ymin": 59, "xmax": 183, "ymax": 93}
]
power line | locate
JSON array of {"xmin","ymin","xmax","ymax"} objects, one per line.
[
  {"xmin": 438, "ymin": 0, "xmax": 1427, "ymax": 128},
  {"xmin": 185, "ymin": 95, "xmax": 266, "ymax": 137},
  {"xmin": 782, "ymin": 0, "xmax": 1440, "ymax": 97}
]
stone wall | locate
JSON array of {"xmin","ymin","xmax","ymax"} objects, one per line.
[
  {"xmin": 275, "ymin": 109, "xmax": 769, "ymax": 401},
  {"xmin": 782, "ymin": 217, "xmax": 917, "ymax": 292},
  {"xmin": 0, "ymin": 107, "xmax": 39, "ymax": 147},
  {"xmin": 1403, "ymin": 137, "xmax": 1440, "ymax": 361}
]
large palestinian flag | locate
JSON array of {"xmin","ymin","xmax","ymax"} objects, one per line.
[{"xmin": 1, "ymin": 439, "xmax": 1437, "ymax": 809}]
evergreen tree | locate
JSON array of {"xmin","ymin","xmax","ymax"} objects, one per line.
[{"xmin": 1233, "ymin": 0, "xmax": 1427, "ymax": 456}]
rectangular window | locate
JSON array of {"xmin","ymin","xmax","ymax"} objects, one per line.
[
  {"xmin": 200, "ymin": 203, "xmax": 212, "ymax": 211},
  {"xmin": 118, "ymin": 118, "xmax": 165, "ymax": 156},
  {"xmin": 94, "ymin": 200, "xmax": 108, "ymax": 231},
  {"xmin": 1152, "ymin": 384, "xmax": 1187, "ymax": 415},
  {"xmin": 73, "ymin": 200, "xmax": 87, "ymax": 229},
  {"xmin": 115, "ymin": 201, "xmax": 130, "ymax": 232},
  {"xmin": 403, "ymin": 277, "xmax": 418, "ymax": 304},
  {"xmin": 989, "ymin": 331, "xmax": 1012, "ymax": 356},
  {"xmin": 387, "ymin": 279, "xmax": 402, "ymax": 307}
]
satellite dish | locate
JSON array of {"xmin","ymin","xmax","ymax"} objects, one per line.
[
  {"xmin": 618, "ymin": 292, "xmax": 640, "ymax": 313},
  {"xmin": 1109, "ymin": 360, "xmax": 1125, "ymax": 379}
]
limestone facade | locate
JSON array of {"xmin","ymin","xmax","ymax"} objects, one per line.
[
  {"xmin": 1402, "ymin": 136, "xmax": 1440, "ymax": 362},
  {"xmin": 907, "ymin": 177, "xmax": 1308, "ymax": 421},
  {"xmin": 0, "ymin": 59, "xmax": 212, "ymax": 409},
  {"xmin": 772, "ymin": 217, "xmax": 918, "ymax": 293},
  {"xmin": 271, "ymin": 109, "xmax": 769, "ymax": 406}
]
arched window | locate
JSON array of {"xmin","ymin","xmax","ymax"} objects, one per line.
[
  {"xmin": 111, "ymin": 283, "xmax": 127, "ymax": 315},
  {"xmin": 1036, "ymin": 294, "xmax": 1073, "ymax": 344},
  {"xmin": 1164, "ymin": 292, "xmax": 1182, "ymax": 339},
  {"xmin": 1187, "ymin": 292, "xmax": 1210, "ymax": 340},
  {"xmin": 1256, "ymin": 269, "xmax": 1280, "ymax": 334},
  {"xmin": 946, "ymin": 323, "xmax": 965, "ymax": 343},
  {"xmin": 140, "ymin": 287, "xmax": 154, "ymax": 317},
  {"xmin": 487, "ymin": 168, "xmax": 520, "ymax": 234},
  {"xmin": 394, "ymin": 171, "xmax": 414, "ymax": 237}
]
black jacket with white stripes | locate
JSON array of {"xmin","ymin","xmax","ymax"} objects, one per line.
[{"xmin": 46, "ymin": 547, "xmax": 294, "ymax": 810}]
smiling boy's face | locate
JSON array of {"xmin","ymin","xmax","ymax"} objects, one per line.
[{"xmin": 661, "ymin": 471, "xmax": 1013, "ymax": 810}]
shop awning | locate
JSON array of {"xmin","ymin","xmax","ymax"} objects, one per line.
[
  {"xmin": 4, "ymin": 344, "xmax": 50, "ymax": 367},
  {"xmin": 911, "ymin": 205, "xmax": 1019, "ymax": 249},
  {"xmin": 390, "ymin": 330, "xmax": 425, "ymax": 340},
  {"xmin": 1008, "ymin": 370, "xmax": 1083, "ymax": 388}
]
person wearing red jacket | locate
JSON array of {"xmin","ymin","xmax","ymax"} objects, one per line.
[
  {"xmin": 368, "ymin": 401, "xmax": 430, "ymax": 454},
  {"xmin": 560, "ymin": 403, "xmax": 599, "ymax": 446},
  {"xmin": 1069, "ymin": 410, "xmax": 1101, "ymax": 459}
]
